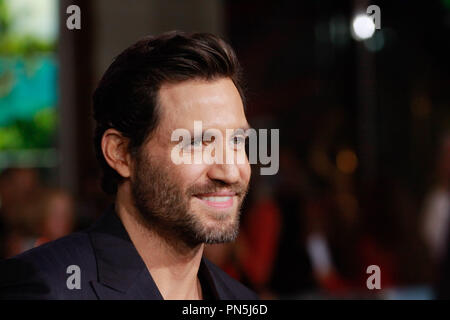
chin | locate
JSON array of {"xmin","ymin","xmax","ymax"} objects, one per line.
[{"xmin": 201, "ymin": 215, "xmax": 239, "ymax": 242}]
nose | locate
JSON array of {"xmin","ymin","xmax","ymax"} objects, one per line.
[{"xmin": 207, "ymin": 163, "xmax": 241, "ymax": 185}]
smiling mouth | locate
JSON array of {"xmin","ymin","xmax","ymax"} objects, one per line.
[{"xmin": 194, "ymin": 192, "xmax": 236, "ymax": 209}]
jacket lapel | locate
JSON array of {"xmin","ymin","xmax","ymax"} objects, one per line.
[
  {"xmin": 90, "ymin": 268, "xmax": 163, "ymax": 300},
  {"xmin": 200, "ymin": 257, "xmax": 237, "ymax": 299},
  {"xmin": 87, "ymin": 206, "xmax": 163, "ymax": 300}
]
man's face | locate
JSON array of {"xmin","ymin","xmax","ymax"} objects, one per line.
[{"xmin": 130, "ymin": 78, "xmax": 251, "ymax": 247}]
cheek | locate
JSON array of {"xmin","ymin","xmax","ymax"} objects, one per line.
[{"xmin": 174, "ymin": 163, "xmax": 209, "ymax": 186}]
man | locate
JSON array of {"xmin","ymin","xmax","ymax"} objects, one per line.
[{"xmin": 0, "ymin": 31, "xmax": 257, "ymax": 300}]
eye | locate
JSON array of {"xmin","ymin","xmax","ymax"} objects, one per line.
[
  {"xmin": 231, "ymin": 135, "xmax": 247, "ymax": 146},
  {"xmin": 190, "ymin": 139, "xmax": 202, "ymax": 146},
  {"xmin": 182, "ymin": 137, "xmax": 203, "ymax": 151}
]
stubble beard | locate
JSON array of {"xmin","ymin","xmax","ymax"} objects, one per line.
[{"xmin": 130, "ymin": 149, "xmax": 249, "ymax": 251}]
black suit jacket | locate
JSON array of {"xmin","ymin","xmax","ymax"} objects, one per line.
[{"xmin": 0, "ymin": 206, "xmax": 258, "ymax": 300}]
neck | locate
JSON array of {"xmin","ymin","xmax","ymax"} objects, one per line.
[{"xmin": 115, "ymin": 183, "xmax": 204, "ymax": 300}]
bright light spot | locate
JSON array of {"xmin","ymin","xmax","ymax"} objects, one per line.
[{"xmin": 351, "ymin": 14, "xmax": 375, "ymax": 41}]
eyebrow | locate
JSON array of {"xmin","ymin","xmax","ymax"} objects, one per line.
[{"xmin": 190, "ymin": 124, "xmax": 253, "ymax": 136}]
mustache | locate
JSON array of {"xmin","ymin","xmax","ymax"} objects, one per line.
[{"xmin": 187, "ymin": 180, "xmax": 248, "ymax": 197}]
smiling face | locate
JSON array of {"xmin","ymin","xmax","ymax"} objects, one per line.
[{"xmin": 130, "ymin": 77, "xmax": 251, "ymax": 247}]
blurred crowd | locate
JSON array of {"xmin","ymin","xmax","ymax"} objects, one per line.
[{"xmin": 0, "ymin": 168, "xmax": 74, "ymax": 258}]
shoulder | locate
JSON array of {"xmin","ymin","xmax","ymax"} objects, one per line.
[
  {"xmin": 0, "ymin": 232, "xmax": 97, "ymax": 299},
  {"xmin": 203, "ymin": 258, "xmax": 259, "ymax": 300},
  {"xmin": 5, "ymin": 232, "xmax": 95, "ymax": 273}
]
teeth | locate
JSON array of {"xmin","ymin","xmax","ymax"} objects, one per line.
[{"xmin": 199, "ymin": 196, "xmax": 232, "ymax": 202}]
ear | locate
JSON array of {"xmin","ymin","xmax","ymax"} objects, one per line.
[{"xmin": 101, "ymin": 129, "xmax": 132, "ymax": 178}]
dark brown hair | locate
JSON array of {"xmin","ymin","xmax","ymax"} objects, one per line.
[{"xmin": 93, "ymin": 31, "xmax": 246, "ymax": 194}]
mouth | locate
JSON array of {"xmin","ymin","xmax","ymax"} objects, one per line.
[{"xmin": 193, "ymin": 191, "xmax": 237, "ymax": 209}]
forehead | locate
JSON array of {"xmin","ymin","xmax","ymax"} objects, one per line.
[{"xmin": 157, "ymin": 78, "xmax": 248, "ymax": 132}]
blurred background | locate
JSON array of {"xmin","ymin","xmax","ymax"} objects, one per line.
[{"xmin": 1, "ymin": 0, "xmax": 450, "ymax": 299}]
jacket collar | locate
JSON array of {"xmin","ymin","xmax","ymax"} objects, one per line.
[{"xmin": 87, "ymin": 205, "xmax": 225, "ymax": 300}]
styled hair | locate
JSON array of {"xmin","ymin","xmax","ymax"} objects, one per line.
[{"xmin": 93, "ymin": 31, "xmax": 246, "ymax": 194}]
